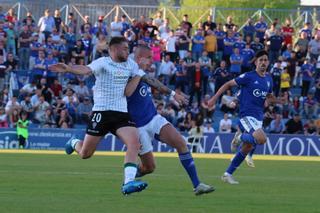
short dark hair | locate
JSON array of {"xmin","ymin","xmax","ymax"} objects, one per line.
[
  {"xmin": 255, "ymin": 50, "xmax": 268, "ymax": 59},
  {"xmin": 109, "ymin": 37, "xmax": 127, "ymax": 47}
]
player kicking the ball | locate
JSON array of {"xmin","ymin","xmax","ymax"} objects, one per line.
[{"xmin": 125, "ymin": 45, "xmax": 215, "ymax": 195}]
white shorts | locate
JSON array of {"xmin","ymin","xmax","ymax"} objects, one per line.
[
  {"xmin": 239, "ymin": 116, "xmax": 262, "ymax": 133},
  {"xmin": 138, "ymin": 114, "xmax": 169, "ymax": 155}
]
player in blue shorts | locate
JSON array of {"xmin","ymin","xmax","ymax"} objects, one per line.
[
  {"xmin": 209, "ymin": 50, "xmax": 276, "ymax": 184},
  {"xmin": 125, "ymin": 45, "xmax": 215, "ymax": 195}
]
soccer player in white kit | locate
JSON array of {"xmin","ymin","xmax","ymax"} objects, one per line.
[{"xmin": 49, "ymin": 37, "xmax": 147, "ymax": 195}]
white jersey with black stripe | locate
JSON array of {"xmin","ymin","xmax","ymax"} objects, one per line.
[{"xmin": 87, "ymin": 56, "xmax": 140, "ymax": 112}]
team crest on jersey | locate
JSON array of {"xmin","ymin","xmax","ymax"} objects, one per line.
[
  {"xmin": 92, "ymin": 122, "xmax": 97, "ymax": 129},
  {"xmin": 139, "ymin": 86, "xmax": 148, "ymax": 97}
]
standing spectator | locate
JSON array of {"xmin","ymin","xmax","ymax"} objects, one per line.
[
  {"xmin": 214, "ymin": 23, "xmax": 226, "ymax": 62},
  {"xmin": 80, "ymin": 15, "xmax": 92, "ymax": 35},
  {"xmin": 153, "ymin": 11, "xmax": 163, "ymax": 28},
  {"xmin": 110, "ymin": 16, "xmax": 123, "ymax": 38},
  {"xmin": 254, "ymin": 16, "xmax": 268, "ymax": 43},
  {"xmin": 53, "ymin": 9, "xmax": 62, "ymax": 32},
  {"xmin": 240, "ymin": 43, "xmax": 255, "ymax": 73},
  {"xmin": 16, "ymin": 111, "xmax": 29, "ymax": 149},
  {"xmin": 224, "ymin": 16, "xmax": 235, "ymax": 30},
  {"xmin": 181, "ymin": 14, "xmax": 192, "ymax": 37},
  {"xmin": 219, "ymin": 113, "xmax": 232, "ymax": 133},
  {"xmin": 191, "ymin": 30, "xmax": 205, "ymax": 61},
  {"xmin": 22, "ymin": 12, "xmax": 35, "ymax": 31},
  {"xmin": 32, "ymin": 50, "xmax": 46, "ymax": 82},
  {"xmin": 5, "ymin": 23, "xmax": 17, "ymax": 56},
  {"xmin": 250, "ymin": 36, "xmax": 264, "ymax": 53},
  {"xmin": 38, "ymin": 9, "xmax": 55, "ymax": 42},
  {"xmin": 280, "ymin": 67, "xmax": 290, "ymax": 93},
  {"xmin": 177, "ymin": 29, "xmax": 191, "ymax": 60},
  {"xmin": 204, "ymin": 30, "xmax": 217, "ymax": 63},
  {"xmin": 268, "ymin": 29, "xmax": 284, "ymax": 65},
  {"xmin": 213, "ymin": 60, "xmax": 230, "ymax": 94},
  {"xmin": 294, "ymin": 31, "xmax": 309, "ymax": 55},
  {"xmin": 66, "ymin": 12, "xmax": 77, "ymax": 34},
  {"xmin": 200, "ymin": 94, "xmax": 215, "ymax": 123},
  {"xmin": 72, "ymin": 39, "xmax": 85, "ymax": 64},
  {"xmin": 159, "ymin": 54, "xmax": 176, "ymax": 85},
  {"xmin": 151, "ymin": 40, "xmax": 161, "ymax": 77},
  {"xmin": 189, "ymin": 63, "xmax": 202, "ymax": 107},
  {"xmin": 0, "ymin": 23, "xmax": 7, "ymax": 45},
  {"xmin": 282, "ymin": 18, "xmax": 294, "ymax": 47},
  {"xmin": 0, "ymin": 56, "xmax": 7, "ymax": 90},
  {"xmin": 223, "ymin": 30, "xmax": 236, "ymax": 65},
  {"xmin": 165, "ymin": 30, "xmax": 178, "ymax": 62},
  {"xmin": 301, "ymin": 59, "xmax": 315, "ymax": 97},
  {"xmin": 242, "ymin": 18, "xmax": 255, "ymax": 41},
  {"xmin": 270, "ymin": 61, "xmax": 282, "ymax": 97},
  {"xmin": 303, "ymin": 93, "xmax": 318, "ymax": 119},
  {"xmin": 202, "ymin": 15, "xmax": 216, "ymax": 33},
  {"xmin": 299, "ymin": 22, "xmax": 312, "ymax": 41},
  {"xmin": 120, "ymin": 15, "xmax": 130, "ymax": 35},
  {"xmin": 199, "ymin": 51, "xmax": 212, "ymax": 96},
  {"xmin": 19, "ymin": 25, "xmax": 32, "ymax": 70},
  {"xmin": 308, "ymin": 33, "xmax": 320, "ymax": 62},
  {"xmin": 230, "ymin": 48, "xmax": 243, "ymax": 77},
  {"xmin": 174, "ymin": 59, "xmax": 187, "ymax": 93}
]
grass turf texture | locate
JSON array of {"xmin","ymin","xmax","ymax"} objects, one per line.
[{"xmin": 0, "ymin": 153, "xmax": 319, "ymax": 213}]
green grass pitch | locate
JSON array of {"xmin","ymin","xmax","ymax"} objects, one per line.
[{"xmin": 0, "ymin": 153, "xmax": 319, "ymax": 213}]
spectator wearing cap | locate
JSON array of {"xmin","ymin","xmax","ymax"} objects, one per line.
[
  {"xmin": 191, "ymin": 30, "xmax": 205, "ymax": 61},
  {"xmin": 18, "ymin": 25, "xmax": 32, "ymax": 70},
  {"xmin": 38, "ymin": 9, "xmax": 55, "ymax": 42},
  {"xmin": 110, "ymin": 16, "xmax": 123, "ymax": 37}
]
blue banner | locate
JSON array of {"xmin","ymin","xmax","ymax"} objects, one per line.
[{"xmin": 0, "ymin": 128, "xmax": 319, "ymax": 156}]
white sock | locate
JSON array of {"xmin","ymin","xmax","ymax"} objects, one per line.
[
  {"xmin": 124, "ymin": 165, "xmax": 137, "ymax": 184},
  {"xmin": 71, "ymin": 139, "xmax": 80, "ymax": 149}
]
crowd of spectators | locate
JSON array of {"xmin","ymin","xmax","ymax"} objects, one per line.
[{"xmin": 0, "ymin": 6, "xmax": 320, "ymax": 135}]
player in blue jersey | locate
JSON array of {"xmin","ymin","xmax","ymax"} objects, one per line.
[
  {"xmin": 125, "ymin": 45, "xmax": 215, "ymax": 195},
  {"xmin": 209, "ymin": 50, "xmax": 276, "ymax": 184}
]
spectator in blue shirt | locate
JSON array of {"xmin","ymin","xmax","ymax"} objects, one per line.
[
  {"xmin": 243, "ymin": 18, "xmax": 255, "ymax": 41},
  {"xmin": 215, "ymin": 23, "xmax": 226, "ymax": 62},
  {"xmin": 250, "ymin": 36, "xmax": 264, "ymax": 53},
  {"xmin": 240, "ymin": 43, "xmax": 255, "ymax": 73},
  {"xmin": 270, "ymin": 61, "xmax": 282, "ymax": 97},
  {"xmin": 268, "ymin": 29, "xmax": 284, "ymax": 65},
  {"xmin": 223, "ymin": 30, "xmax": 236, "ymax": 65},
  {"xmin": 301, "ymin": 59, "xmax": 315, "ymax": 97},
  {"xmin": 230, "ymin": 48, "xmax": 243, "ymax": 77},
  {"xmin": 233, "ymin": 34, "xmax": 246, "ymax": 51},
  {"xmin": 191, "ymin": 30, "xmax": 205, "ymax": 61},
  {"xmin": 254, "ymin": 16, "xmax": 268, "ymax": 43}
]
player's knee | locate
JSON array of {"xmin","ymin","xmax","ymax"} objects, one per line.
[
  {"xmin": 79, "ymin": 150, "xmax": 93, "ymax": 159},
  {"xmin": 144, "ymin": 162, "xmax": 156, "ymax": 174},
  {"xmin": 241, "ymin": 143, "xmax": 253, "ymax": 154}
]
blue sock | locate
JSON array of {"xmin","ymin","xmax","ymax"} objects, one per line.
[
  {"xmin": 240, "ymin": 133, "xmax": 256, "ymax": 145},
  {"xmin": 248, "ymin": 144, "xmax": 256, "ymax": 158},
  {"xmin": 226, "ymin": 151, "xmax": 247, "ymax": 175},
  {"xmin": 179, "ymin": 152, "xmax": 200, "ymax": 188}
]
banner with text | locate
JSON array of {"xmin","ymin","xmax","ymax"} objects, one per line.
[{"xmin": 0, "ymin": 128, "xmax": 319, "ymax": 156}]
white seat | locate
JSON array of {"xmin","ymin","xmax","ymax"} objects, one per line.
[{"xmin": 186, "ymin": 136, "xmax": 204, "ymax": 153}]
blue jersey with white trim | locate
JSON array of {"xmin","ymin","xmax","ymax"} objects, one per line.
[
  {"xmin": 235, "ymin": 71, "xmax": 273, "ymax": 121},
  {"xmin": 127, "ymin": 81, "xmax": 157, "ymax": 127}
]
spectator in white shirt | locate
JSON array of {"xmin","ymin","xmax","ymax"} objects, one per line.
[
  {"xmin": 110, "ymin": 16, "xmax": 123, "ymax": 37},
  {"xmin": 219, "ymin": 113, "xmax": 232, "ymax": 133},
  {"xmin": 159, "ymin": 54, "xmax": 176, "ymax": 85}
]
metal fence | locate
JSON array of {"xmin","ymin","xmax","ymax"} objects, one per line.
[{"xmin": 1, "ymin": 2, "xmax": 319, "ymax": 33}]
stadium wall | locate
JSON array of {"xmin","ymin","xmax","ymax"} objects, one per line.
[{"xmin": 0, "ymin": 128, "xmax": 319, "ymax": 156}]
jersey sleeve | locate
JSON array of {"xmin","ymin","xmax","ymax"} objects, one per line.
[
  {"xmin": 129, "ymin": 59, "xmax": 145, "ymax": 77},
  {"xmin": 86, "ymin": 57, "xmax": 104, "ymax": 76},
  {"xmin": 234, "ymin": 73, "xmax": 250, "ymax": 86}
]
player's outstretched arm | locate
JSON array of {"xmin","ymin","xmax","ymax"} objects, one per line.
[
  {"xmin": 48, "ymin": 63, "xmax": 92, "ymax": 75},
  {"xmin": 141, "ymin": 75, "xmax": 189, "ymax": 105},
  {"xmin": 208, "ymin": 79, "xmax": 237, "ymax": 107}
]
